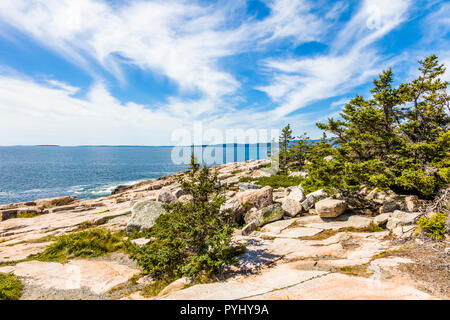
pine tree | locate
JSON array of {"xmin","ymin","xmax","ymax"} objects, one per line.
[
  {"xmin": 288, "ymin": 132, "xmax": 310, "ymax": 170},
  {"xmin": 310, "ymin": 55, "xmax": 449, "ymax": 197},
  {"xmin": 130, "ymin": 151, "xmax": 244, "ymax": 279},
  {"xmin": 279, "ymin": 124, "xmax": 294, "ymax": 173}
]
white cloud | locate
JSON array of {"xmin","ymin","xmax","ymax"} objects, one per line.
[
  {"xmin": 0, "ymin": 0, "xmax": 327, "ymax": 114},
  {"xmin": 0, "ymin": 0, "xmax": 432, "ymax": 145},
  {"xmin": 257, "ymin": 0, "xmax": 412, "ymax": 119},
  {"xmin": 0, "ymin": 74, "xmax": 186, "ymax": 145}
]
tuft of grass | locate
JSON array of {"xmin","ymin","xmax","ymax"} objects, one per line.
[
  {"xmin": 338, "ymin": 264, "xmax": 372, "ymax": 278},
  {"xmin": 230, "ymin": 169, "xmax": 243, "ymax": 175},
  {"xmin": 362, "ymin": 222, "xmax": 384, "ymax": 232},
  {"xmin": 32, "ymin": 228, "xmax": 126, "ymax": 263},
  {"xmin": 298, "ymin": 229, "xmax": 338, "ymax": 240},
  {"xmin": 0, "ymin": 273, "xmax": 23, "ymax": 300},
  {"xmin": 239, "ymin": 174, "xmax": 304, "ymax": 189},
  {"xmin": 17, "ymin": 212, "xmax": 39, "ymax": 219}
]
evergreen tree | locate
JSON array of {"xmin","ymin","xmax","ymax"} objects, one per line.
[
  {"xmin": 288, "ymin": 132, "xmax": 310, "ymax": 170},
  {"xmin": 308, "ymin": 55, "xmax": 449, "ymax": 197},
  {"xmin": 130, "ymin": 151, "xmax": 244, "ymax": 279},
  {"xmin": 279, "ymin": 124, "xmax": 294, "ymax": 173}
]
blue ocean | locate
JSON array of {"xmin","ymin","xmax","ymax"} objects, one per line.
[{"xmin": 0, "ymin": 145, "xmax": 269, "ymax": 205}]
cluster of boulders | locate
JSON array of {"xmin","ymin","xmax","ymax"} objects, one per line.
[{"xmin": 122, "ymin": 158, "xmax": 432, "ymax": 240}]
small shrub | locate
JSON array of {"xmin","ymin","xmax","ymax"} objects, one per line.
[
  {"xmin": 416, "ymin": 212, "xmax": 448, "ymax": 240},
  {"xmin": 34, "ymin": 228, "xmax": 126, "ymax": 262},
  {"xmin": 0, "ymin": 273, "xmax": 23, "ymax": 300}
]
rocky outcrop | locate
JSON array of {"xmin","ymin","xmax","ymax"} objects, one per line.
[
  {"xmin": 238, "ymin": 182, "xmax": 263, "ymax": 192},
  {"xmin": 242, "ymin": 204, "xmax": 285, "ymax": 235},
  {"xmin": 0, "ymin": 159, "xmax": 446, "ymax": 301},
  {"xmin": 301, "ymin": 189, "xmax": 328, "ymax": 211},
  {"xmin": 34, "ymin": 196, "xmax": 77, "ymax": 208},
  {"xmin": 220, "ymin": 199, "xmax": 244, "ymax": 223},
  {"xmin": 155, "ymin": 189, "xmax": 176, "ymax": 204},
  {"xmin": 126, "ymin": 200, "xmax": 166, "ymax": 234},
  {"xmin": 315, "ymin": 198, "xmax": 347, "ymax": 218},
  {"xmin": 236, "ymin": 186, "xmax": 273, "ymax": 209}
]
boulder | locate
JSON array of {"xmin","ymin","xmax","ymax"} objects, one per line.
[
  {"xmin": 111, "ymin": 185, "xmax": 131, "ymax": 195},
  {"xmin": 241, "ymin": 220, "xmax": 259, "ymax": 236},
  {"xmin": 364, "ymin": 189, "xmax": 395, "ymax": 204},
  {"xmin": 346, "ymin": 215, "xmax": 373, "ymax": 229},
  {"xmin": 405, "ymin": 195, "xmax": 419, "ymax": 212},
  {"xmin": 391, "ymin": 210, "xmax": 420, "ymax": 225},
  {"xmin": 173, "ymin": 188, "xmax": 189, "ymax": 199},
  {"xmin": 386, "ymin": 217, "xmax": 401, "ymax": 230},
  {"xmin": 288, "ymin": 186, "xmax": 306, "ymax": 202},
  {"xmin": 126, "ymin": 200, "xmax": 166, "ymax": 234},
  {"xmin": 238, "ymin": 182, "xmax": 263, "ymax": 192},
  {"xmin": 379, "ymin": 199, "xmax": 399, "ymax": 214},
  {"xmin": 236, "ymin": 186, "xmax": 273, "ymax": 209},
  {"xmin": 301, "ymin": 189, "xmax": 328, "ymax": 211},
  {"xmin": 253, "ymin": 204, "xmax": 285, "ymax": 227},
  {"xmin": 243, "ymin": 208, "xmax": 259, "ymax": 224},
  {"xmin": 220, "ymin": 199, "xmax": 244, "ymax": 223},
  {"xmin": 315, "ymin": 198, "xmax": 347, "ymax": 218},
  {"xmin": 156, "ymin": 189, "xmax": 176, "ymax": 204},
  {"xmin": 374, "ymin": 213, "xmax": 391, "ymax": 226},
  {"xmin": 281, "ymin": 186, "xmax": 307, "ymax": 217},
  {"xmin": 281, "ymin": 198, "xmax": 303, "ymax": 217},
  {"xmin": 0, "ymin": 209, "xmax": 18, "ymax": 221},
  {"xmin": 147, "ymin": 183, "xmax": 163, "ymax": 191}
]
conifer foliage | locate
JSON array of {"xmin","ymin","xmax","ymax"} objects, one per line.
[
  {"xmin": 130, "ymin": 153, "xmax": 244, "ymax": 280},
  {"xmin": 289, "ymin": 55, "xmax": 449, "ymax": 197}
]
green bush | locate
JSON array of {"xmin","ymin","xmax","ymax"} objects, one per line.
[
  {"xmin": 288, "ymin": 55, "xmax": 449, "ymax": 198},
  {"xmin": 416, "ymin": 212, "xmax": 448, "ymax": 240},
  {"xmin": 0, "ymin": 273, "xmax": 23, "ymax": 300},
  {"xmin": 129, "ymin": 153, "xmax": 245, "ymax": 280},
  {"xmin": 34, "ymin": 228, "xmax": 126, "ymax": 262}
]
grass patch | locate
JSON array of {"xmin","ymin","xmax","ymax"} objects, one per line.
[
  {"xmin": 230, "ymin": 169, "xmax": 243, "ymax": 175},
  {"xmin": 298, "ymin": 229, "xmax": 338, "ymax": 240},
  {"xmin": 239, "ymin": 174, "xmax": 304, "ymax": 189},
  {"xmin": 338, "ymin": 264, "xmax": 372, "ymax": 278},
  {"xmin": 371, "ymin": 246, "xmax": 411, "ymax": 260},
  {"xmin": 17, "ymin": 212, "xmax": 40, "ymax": 219},
  {"xmin": 31, "ymin": 228, "xmax": 127, "ymax": 263},
  {"xmin": 0, "ymin": 273, "xmax": 23, "ymax": 300}
]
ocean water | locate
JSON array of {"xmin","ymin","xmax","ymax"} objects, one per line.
[{"xmin": 0, "ymin": 145, "xmax": 269, "ymax": 204}]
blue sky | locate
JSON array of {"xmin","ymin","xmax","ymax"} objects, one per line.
[{"xmin": 0, "ymin": 0, "xmax": 448, "ymax": 146}]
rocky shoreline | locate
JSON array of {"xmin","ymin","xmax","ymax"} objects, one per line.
[{"xmin": 0, "ymin": 159, "xmax": 449, "ymax": 300}]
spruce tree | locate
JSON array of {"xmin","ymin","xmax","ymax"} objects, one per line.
[{"xmin": 279, "ymin": 124, "xmax": 294, "ymax": 173}]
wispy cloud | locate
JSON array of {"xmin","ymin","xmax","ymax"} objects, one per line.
[
  {"xmin": 257, "ymin": 0, "xmax": 412, "ymax": 120},
  {"xmin": 0, "ymin": 0, "xmax": 446, "ymax": 145}
]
